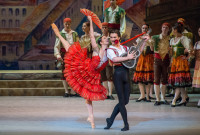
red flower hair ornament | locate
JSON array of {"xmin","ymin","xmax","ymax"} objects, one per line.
[{"xmin": 114, "ymin": 40, "xmax": 119, "ymax": 44}]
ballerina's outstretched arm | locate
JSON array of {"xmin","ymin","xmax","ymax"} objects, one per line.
[
  {"xmin": 87, "ymin": 16, "xmax": 98, "ymax": 51},
  {"xmin": 51, "ymin": 23, "xmax": 70, "ymax": 52}
]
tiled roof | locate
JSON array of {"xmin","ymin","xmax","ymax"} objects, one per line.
[
  {"xmin": 21, "ymin": 0, "xmax": 73, "ymax": 40},
  {"xmin": 21, "ymin": 0, "xmax": 60, "ymax": 32},
  {"xmin": 19, "ymin": 45, "xmax": 55, "ymax": 61}
]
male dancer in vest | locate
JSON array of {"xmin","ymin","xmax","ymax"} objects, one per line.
[
  {"xmin": 104, "ymin": 0, "xmax": 126, "ymax": 37},
  {"xmin": 96, "ymin": 22, "xmax": 114, "ymax": 100},
  {"xmin": 149, "ymin": 23, "xmax": 171, "ymax": 106},
  {"xmin": 54, "ymin": 18, "xmax": 79, "ymax": 97}
]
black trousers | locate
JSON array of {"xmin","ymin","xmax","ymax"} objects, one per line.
[{"xmin": 109, "ymin": 66, "xmax": 130, "ymax": 126}]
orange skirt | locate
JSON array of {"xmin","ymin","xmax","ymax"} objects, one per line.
[
  {"xmin": 63, "ymin": 42, "xmax": 107, "ymax": 101},
  {"xmin": 133, "ymin": 54, "xmax": 154, "ymax": 84},
  {"xmin": 168, "ymin": 56, "xmax": 192, "ymax": 88}
]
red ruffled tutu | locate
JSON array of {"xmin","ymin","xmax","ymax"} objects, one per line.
[{"xmin": 63, "ymin": 42, "xmax": 107, "ymax": 101}]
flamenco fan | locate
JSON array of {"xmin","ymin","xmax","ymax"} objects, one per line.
[{"xmin": 80, "ymin": 8, "xmax": 102, "ymax": 29}]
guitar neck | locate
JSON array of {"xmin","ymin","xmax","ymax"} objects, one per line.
[
  {"xmin": 135, "ymin": 28, "xmax": 152, "ymax": 51},
  {"xmin": 136, "ymin": 39, "xmax": 146, "ymax": 50}
]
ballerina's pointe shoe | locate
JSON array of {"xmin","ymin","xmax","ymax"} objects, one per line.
[
  {"xmin": 87, "ymin": 116, "xmax": 95, "ymax": 129},
  {"xmin": 87, "ymin": 117, "xmax": 91, "ymax": 122},
  {"xmin": 51, "ymin": 23, "xmax": 60, "ymax": 36}
]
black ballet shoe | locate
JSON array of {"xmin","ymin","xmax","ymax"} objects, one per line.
[
  {"xmin": 165, "ymin": 94, "xmax": 174, "ymax": 97},
  {"xmin": 186, "ymin": 97, "xmax": 189, "ymax": 102},
  {"xmin": 71, "ymin": 93, "xmax": 81, "ymax": 97},
  {"xmin": 107, "ymin": 95, "xmax": 115, "ymax": 100},
  {"xmin": 136, "ymin": 97, "xmax": 146, "ymax": 102},
  {"xmin": 176, "ymin": 97, "xmax": 182, "ymax": 103},
  {"xmin": 146, "ymin": 99, "xmax": 151, "ymax": 102},
  {"xmin": 176, "ymin": 102, "xmax": 187, "ymax": 106},
  {"xmin": 104, "ymin": 118, "xmax": 113, "ymax": 130},
  {"xmin": 149, "ymin": 96, "xmax": 156, "ymax": 99},
  {"xmin": 121, "ymin": 124, "xmax": 129, "ymax": 131},
  {"xmin": 160, "ymin": 100, "xmax": 170, "ymax": 105},
  {"xmin": 63, "ymin": 93, "xmax": 71, "ymax": 97},
  {"xmin": 154, "ymin": 101, "xmax": 161, "ymax": 106}
]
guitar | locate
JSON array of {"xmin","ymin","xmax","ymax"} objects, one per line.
[{"xmin": 120, "ymin": 28, "xmax": 152, "ymax": 68}]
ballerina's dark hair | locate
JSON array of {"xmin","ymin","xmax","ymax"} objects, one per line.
[
  {"xmin": 173, "ymin": 22, "xmax": 184, "ymax": 33},
  {"xmin": 84, "ymin": 22, "xmax": 90, "ymax": 27}
]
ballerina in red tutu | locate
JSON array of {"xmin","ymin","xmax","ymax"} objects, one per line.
[{"xmin": 51, "ymin": 16, "xmax": 110, "ymax": 129}]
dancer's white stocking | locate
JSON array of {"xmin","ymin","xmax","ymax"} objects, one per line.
[
  {"xmin": 145, "ymin": 84, "xmax": 150, "ymax": 100},
  {"xmin": 62, "ymin": 80, "xmax": 69, "ymax": 93},
  {"xmin": 160, "ymin": 84, "xmax": 166, "ymax": 101},
  {"xmin": 172, "ymin": 88, "xmax": 181, "ymax": 105},
  {"xmin": 108, "ymin": 81, "xmax": 113, "ymax": 96},
  {"xmin": 154, "ymin": 85, "xmax": 160, "ymax": 101}
]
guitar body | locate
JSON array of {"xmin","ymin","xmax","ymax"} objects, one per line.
[{"xmin": 120, "ymin": 46, "xmax": 140, "ymax": 68}]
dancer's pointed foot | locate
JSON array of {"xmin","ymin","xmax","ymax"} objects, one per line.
[
  {"xmin": 87, "ymin": 116, "xmax": 95, "ymax": 129},
  {"xmin": 121, "ymin": 124, "xmax": 129, "ymax": 131},
  {"xmin": 51, "ymin": 23, "xmax": 60, "ymax": 36},
  {"xmin": 104, "ymin": 118, "xmax": 113, "ymax": 129}
]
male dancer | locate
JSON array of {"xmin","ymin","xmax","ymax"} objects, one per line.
[
  {"xmin": 149, "ymin": 23, "xmax": 171, "ymax": 106},
  {"xmin": 96, "ymin": 22, "xmax": 114, "ymax": 100},
  {"xmin": 104, "ymin": 29, "xmax": 136, "ymax": 131},
  {"xmin": 54, "ymin": 18, "xmax": 79, "ymax": 97},
  {"xmin": 104, "ymin": 0, "xmax": 126, "ymax": 36}
]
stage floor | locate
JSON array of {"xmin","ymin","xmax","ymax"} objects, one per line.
[{"xmin": 0, "ymin": 95, "xmax": 200, "ymax": 135}]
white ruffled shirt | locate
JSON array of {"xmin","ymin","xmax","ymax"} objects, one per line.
[
  {"xmin": 170, "ymin": 36, "xmax": 192, "ymax": 50},
  {"xmin": 107, "ymin": 45, "xmax": 129, "ymax": 61}
]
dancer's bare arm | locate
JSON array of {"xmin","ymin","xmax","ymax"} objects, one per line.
[
  {"xmin": 51, "ymin": 23, "xmax": 70, "ymax": 52},
  {"xmin": 112, "ymin": 51, "xmax": 136, "ymax": 63},
  {"xmin": 88, "ymin": 16, "xmax": 98, "ymax": 51}
]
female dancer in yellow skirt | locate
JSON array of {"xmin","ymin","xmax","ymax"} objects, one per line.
[
  {"xmin": 133, "ymin": 24, "xmax": 154, "ymax": 102},
  {"xmin": 169, "ymin": 22, "xmax": 193, "ymax": 107}
]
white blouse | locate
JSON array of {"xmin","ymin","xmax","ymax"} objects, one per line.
[
  {"xmin": 194, "ymin": 41, "xmax": 200, "ymax": 50},
  {"xmin": 170, "ymin": 36, "xmax": 191, "ymax": 50}
]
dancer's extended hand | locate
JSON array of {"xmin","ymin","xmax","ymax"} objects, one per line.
[
  {"xmin": 127, "ymin": 51, "xmax": 136, "ymax": 60},
  {"xmin": 87, "ymin": 16, "xmax": 92, "ymax": 22},
  {"xmin": 57, "ymin": 55, "xmax": 63, "ymax": 61}
]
